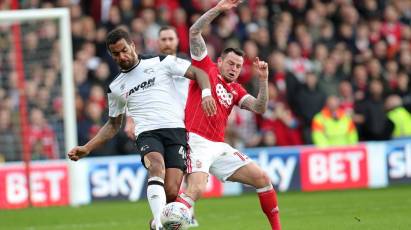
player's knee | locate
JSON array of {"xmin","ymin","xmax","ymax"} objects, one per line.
[
  {"xmin": 252, "ymin": 169, "xmax": 271, "ymax": 188},
  {"xmin": 145, "ymin": 155, "xmax": 165, "ymax": 177}
]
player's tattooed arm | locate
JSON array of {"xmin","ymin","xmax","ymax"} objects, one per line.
[
  {"xmin": 189, "ymin": 0, "xmax": 241, "ymax": 58},
  {"xmin": 241, "ymin": 57, "xmax": 269, "ymax": 114},
  {"xmin": 189, "ymin": 8, "xmax": 221, "ymax": 58},
  {"xmin": 240, "ymin": 81, "xmax": 268, "ymax": 114}
]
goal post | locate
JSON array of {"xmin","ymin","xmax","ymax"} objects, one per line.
[
  {"xmin": 0, "ymin": 8, "xmax": 77, "ymax": 157},
  {"xmin": 0, "ymin": 8, "xmax": 80, "ymax": 206}
]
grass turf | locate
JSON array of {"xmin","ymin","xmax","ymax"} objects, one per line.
[{"xmin": 1, "ymin": 185, "xmax": 410, "ymax": 230}]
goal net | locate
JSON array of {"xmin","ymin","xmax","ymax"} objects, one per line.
[
  {"xmin": 0, "ymin": 8, "xmax": 77, "ymax": 207},
  {"xmin": 0, "ymin": 8, "xmax": 76, "ymax": 162}
]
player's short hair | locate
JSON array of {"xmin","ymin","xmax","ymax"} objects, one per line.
[
  {"xmin": 221, "ymin": 47, "xmax": 244, "ymax": 59},
  {"xmin": 158, "ymin": 25, "xmax": 177, "ymax": 35},
  {"xmin": 106, "ymin": 27, "xmax": 132, "ymax": 49}
]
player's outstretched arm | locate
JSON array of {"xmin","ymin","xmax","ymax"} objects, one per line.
[
  {"xmin": 240, "ymin": 57, "xmax": 269, "ymax": 114},
  {"xmin": 68, "ymin": 114, "xmax": 123, "ymax": 161},
  {"xmin": 184, "ymin": 65, "xmax": 217, "ymax": 116},
  {"xmin": 189, "ymin": 0, "xmax": 241, "ymax": 59}
]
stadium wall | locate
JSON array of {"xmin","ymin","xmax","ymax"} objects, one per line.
[{"xmin": 1, "ymin": 138, "xmax": 410, "ymax": 209}]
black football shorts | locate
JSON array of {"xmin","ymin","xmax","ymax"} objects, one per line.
[{"xmin": 136, "ymin": 128, "xmax": 187, "ymax": 171}]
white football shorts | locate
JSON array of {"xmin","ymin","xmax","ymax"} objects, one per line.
[{"xmin": 186, "ymin": 132, "xmax": 252, "ymax": 181}]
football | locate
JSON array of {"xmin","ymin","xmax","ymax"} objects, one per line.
[{"xmin": 160, "ymin": 202, "xmax": 192, "ymax": 230}]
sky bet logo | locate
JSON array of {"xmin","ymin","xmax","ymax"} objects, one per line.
[
  {"xmin": 128, "ymin": 77, "xmax": 155, "ymax": 96},
  {"xmin": 388, "ymin": 143, "xmax": 411, "ymax": 183},
  {"xmin": 89, "ymin": 161, "xmax": 147, "ymax": 201}
]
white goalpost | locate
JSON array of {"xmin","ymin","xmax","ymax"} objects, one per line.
[{"xmin": 0, "ymin": 8, "xmax": 80, "ymax": 206}]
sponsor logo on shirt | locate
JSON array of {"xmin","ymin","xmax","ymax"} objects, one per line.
[
  {"xmin": 215, "ymin": 83, "xmax": 233, "ymax": 108},
  {"xmin": 128, "ymin": 77, "xmax": 155, "ymax": 96}
]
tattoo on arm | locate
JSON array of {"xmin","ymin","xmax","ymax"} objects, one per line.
[
  {"xmin": 190, "ymin": 35, "xmax": 207, "ymax": 58},
  {"xmin": 190, "ymin": 8, "xmax": 222, "ymax": 34},
  {"xmin": 189, "ymin": 7, "xmax": 222, "ymax": 57},
  {"xmin": 253, "ymin": 80, "xmax": 268, "ymax": 113},
  {"xmin": 241, "ymin": 80, "xmax": 268, "ymax": 114}
]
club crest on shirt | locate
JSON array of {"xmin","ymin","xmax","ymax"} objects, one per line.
[
  {"xmin": 143, "ymin": 68, "xmax": 154, "ymax": 75},
  {"xmin": 195, "ymin": 160, "xmax": 202, "ymax": 168},
  {"xmin": 215, "ymin": 83, "xmax": 233, "ymax": 108}
]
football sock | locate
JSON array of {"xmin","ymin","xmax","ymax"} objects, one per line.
[
  {"xmin": 147, "ymin": 177, "xmax": 166, "ymax": 229},
  {"xmin": 257, "ymin": 185, "xmax": 281, "ymax": 230},
  {"xmin": 176, "ymin": 192, "xmax": 195, "ymax": 209}
]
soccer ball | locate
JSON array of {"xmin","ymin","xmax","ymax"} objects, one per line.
[{"xmin": 161, "ymin": 202, "xmax": 192, "ymax": 230}]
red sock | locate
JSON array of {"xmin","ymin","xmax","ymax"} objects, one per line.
[
  {"xmin": 175, "ymin": 193, "xmax": 194, "ymax": 209},
  {"xmin": 257, "ymin": 186, "xmax": 281, "ymax": 230}
]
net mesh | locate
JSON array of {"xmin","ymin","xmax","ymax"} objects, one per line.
[{"xmin": 0, "ymin": 18, "xmax": 65, "ymax": 162}]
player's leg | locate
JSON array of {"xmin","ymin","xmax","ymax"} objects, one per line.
[
  {"xmin": 179, "ymin": 171, "xmax": 209, "ymax": 202},
  {"xmin": 175, "ymin": 171, "xmax": 208, "ymax": 228},
  {"xmin": 162, "ymin": 128, "xmax": 188, "ymax": 203},
  {"xmin": 176, "ymin": 132, "xmax": 215, "ymax": 210},
  {"xmin": 137, "ymin": 132, "xmax": 166, "ymax": 230},
  {"xmin": 227, "ymin": 161, "xmax": 281, "ymax": 230},
  {"xmin": 164, "ymin": 168, "xmax": 184, "ymax": 203}
]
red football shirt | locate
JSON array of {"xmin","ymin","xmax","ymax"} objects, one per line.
[{"xmin": 185, "ymin": 55, "xmax": 249, "ymax": 142}]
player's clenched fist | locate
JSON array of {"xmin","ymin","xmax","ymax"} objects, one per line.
[
  {"xmin": 253, "ymin": 57, "xmax": 268, "ymax": 80},
  {"xmin": 216, "ymin": 0, "xmax": 242, "ymax": 11},
  {"xmin": 67, "ymin": 146, "xmax": 90, "ymax": 161},
  {"xmin": 202, "ymin": 95, "xmax": 217, "ymax": 116}
]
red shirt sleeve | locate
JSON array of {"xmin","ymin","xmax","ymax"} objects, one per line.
[
  {"xmin": 191, "ymin": 55, "xmax": 213, "ymax": 72},
  {"xmin": 232, "ymin": 83, "xmax": 249, "ymax": 106}
]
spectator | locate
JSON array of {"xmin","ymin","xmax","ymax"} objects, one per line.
[
  {"xmin": 260, "ymin": 83, "xmax": 303, "ymax": 147},
  {"xmin": 226, "ymin": 107, "xmax": 262, "ymax": 149},
  {"xmin": 318, "ymin": 58, "xmax": 340, "ymax": 97},
  {"xmin": 28, "ymin": 108, "xmax": 59, "ymax": 159},
  {"xmin": 0, "ymin": 109, "xmax": 21, "ymax": 161},
  {"xmin": 385, "ymin": 94, "xmax": 411, "ymax": 138},
  {"xmin": 312, "ymin": 95, "xmax": 358, "ymax": 147},
  {"xmin": 292, "ymin": 72, "xmax": 326, "ymax": 144},
  {"xmin": 354, "ymin": 79, "xmax": 393, "ymax": 141},
  {"xmin": 392, "ymin": 72, "xmax": 411, "ymax": 107},
  {"xmin": 285, "ymin": 42, "xmax": 313, "ymax": 82},
  {"xmin": 338, "ymin": 80, "xmax": 355, "ymax": 116}
]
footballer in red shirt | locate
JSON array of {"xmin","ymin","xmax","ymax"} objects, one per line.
[{"xmin": 177, "ymin": 1, "xmax": 282, "ymax": 229}]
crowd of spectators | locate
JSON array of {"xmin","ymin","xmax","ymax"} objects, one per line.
[{"xmin": 0, "ymin": 0, "xmax": 411, "ymax": 161}]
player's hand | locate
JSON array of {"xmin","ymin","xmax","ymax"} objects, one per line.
[
  {"xmin": 202, "ymin": 95, "xmax": 217, "ymax": 116},
  {"xmin": 67, "ymin": 146, "xmax": 90, "ymax": 161},
  {"xmin": 253, "ymin": 57, "xmax": 268, "ymax": 80},
  {"xmin": 216, "ymin": 0, "xmax": 242, "ymax": 11}
]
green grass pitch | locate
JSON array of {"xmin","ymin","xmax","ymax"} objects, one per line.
[{"xmin": 1, "ymin": 185, "xmax": 410, "ymax": 230}]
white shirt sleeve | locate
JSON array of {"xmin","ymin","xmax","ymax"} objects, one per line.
[
  {"xmin": 162, "ymin": 55, "xmax": 191, "ymax": 77},
  {"xmin": 108, "ymin": 92, "xmax": 126, "ymax": 118}
]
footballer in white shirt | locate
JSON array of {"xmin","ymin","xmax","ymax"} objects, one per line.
[{"xmin": 67, "ymin": 27, "xmax": 216, "ymax": 230}]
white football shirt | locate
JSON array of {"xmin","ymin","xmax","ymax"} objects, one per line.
[
  {"xmin": 172, "ymin": 58, "xmax": 190, "ymax": 108},
  {"xmin": 108, "ymin": 55, "xmax": 191, "ymax": 137}
]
